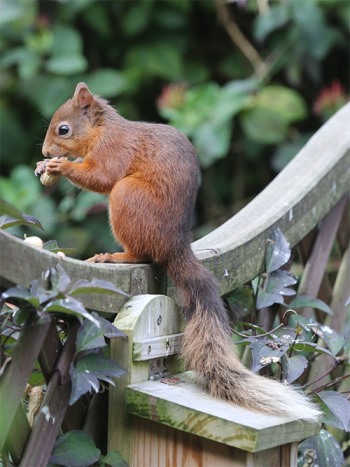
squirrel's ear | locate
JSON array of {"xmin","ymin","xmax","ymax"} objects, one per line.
[{"xmin": 74, "ymin": 82, "xmax": 94, "ymax": 108}]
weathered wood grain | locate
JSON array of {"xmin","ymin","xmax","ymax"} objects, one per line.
[
  {"xmin": 131, "ymin": 417, "xmax": 298, "ymax": 467},
  {"xmin": 0, "ymin": 229, "xmax": 158, "ymax": 313},
  {"xmin": 108, "ymin": 295, "xmax": 184, "ymax": 464},
  {"xmin": 109, "ymin": 294, "xmax": 320, "ymax": 465},
  {"xmin": 133, "ymin": 333, "xmax": 183, "ymax": 361},
  {"xmin": 126, "ymin": 371, "xmax": 320, "ymax": 453}
]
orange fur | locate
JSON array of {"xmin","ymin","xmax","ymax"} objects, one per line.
[{"xmin": 42, "ymin": 83, "xmax": 321, "ymax": 421}]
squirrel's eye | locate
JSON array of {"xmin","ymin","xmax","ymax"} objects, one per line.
[{"xmin": 58, "ymin": 124, "xmax": 70, "ymax": 136}]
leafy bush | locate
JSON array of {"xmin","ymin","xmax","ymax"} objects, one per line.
[
  {"xmin": 0, "ymin": 202, "xmax": 129, "ymax": 466},
  {"xmin": 227, "ymin": 228, "xmax": 349, "ymax": 466}
]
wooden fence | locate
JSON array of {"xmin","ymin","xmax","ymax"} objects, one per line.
[{"xmin": 0, "ymin": 102, "xmax": 349, "ymax": 466}]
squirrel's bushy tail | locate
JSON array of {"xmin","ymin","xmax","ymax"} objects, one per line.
[{"xmin": 166, "ymin": 248, "xmax": 321, "ymax": 421}]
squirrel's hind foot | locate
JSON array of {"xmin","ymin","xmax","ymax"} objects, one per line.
[{"xmin": 86, "ymin": 252, "xmax": 147, "ymax": 264}]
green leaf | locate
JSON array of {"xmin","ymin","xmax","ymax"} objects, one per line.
[
  {"xmin": 101, "ymin": 450, "xmax": 128, "ymax": 467},
  {"xmin": 125, "ymin": 42, "xmax": 183, "ymax": 80},
  {"xmin": 30, "ymin": 280, "xmax": 59, "ymax": 305},
  {"xmin": 69, "ymin": 191, "xmax": 106, "ymax": 222},
  {"xmin": 2, "ymin": 286, "xmax": 40, "ymax": 308},
  {"xmin": 226, "ymin": 286, "xmax": 255, "ymax": 319},
  {"xmin": 0, "ymin": 214, "xmax": 44, "ymax": 231},
  {"xmin": 45, "ymin": 54, "xmax": 88, "ymax": 75},
  {"xmin": 243, "ymin": 336, "xmax": 290, "ymax": 373},
  {"xmin": 43, "ymin": 240, "xmax": 59, "ymax": 251},
  {"xmin": 0, "ymin": 198, "xmax": 43, "ymax": 230},
  {"xmin": 50, "ymin": 265, "xmax": 71, "ymax": 293},
  {"xmin": 281, "ymin": 354, "xmax": 308, "ymax": 383},
  {"xmin": 291, "ymin": 2, "xmax": 337, "ymax": 60},
  {"xmin": 76, "ymin": 319, "xmax": 107, "ymax": 353},
  {"xmin": 292, "ymin": 341, "xmax": 335, "ymax": 359},
  {"xmin": 298, "ymin": 429, "xmax": 345, "ymax": 467},
  {"xmin": 43, "ymin": 298, "xmax": 100, "ymax": 327},
  {"xmin": 21, "ymin": 75, "xmax": 73, "ymax": 117},
  {"xmin": 240, "ymin": 107, "xmax": 287, "ymax": 144},
  {"xmin": 265, "ymin": 228, "xmax": 291, "ymax": 273},
  {"xmin": 85, "ymin": 69, "xmax": 128, "ymax": 98},
  {"xmin": 51, "ymin": 24, "xmax": 84, "ymax": 55},
  {"xmin": 289, "ymin": 295, "xmax": 332, "ymax": 315},
  {"xmin": 317, "ymin": 391, "xmax": 350, "ymax": 431},
  {"xmin": 70, "ymin": 353, "xmax": 126, "ymax": 405},
  {"xmin": 309, "ymin": 324, "xmax": 343, "ymax": 356},
  {"xmin": 70, "ymin": 362, "xmax": 100, "ymax": 405},
  {"xmin": 49, "ymin": 430, "xmax": 101, "ymax": 467},
  {"xmin": 254, "ymin": 86, "xmax": 307, "ymax": 124},
  {"xmin": 91, "ymin": 312, "xmax": 126, "ymax": 339},
  {"xmin": 254, "ymin": 4, "xmax": 290, "ymax": 42},
  {"xmin": 257, "ymin": 270, "xmax": 296, "ymax": 309},
  {"xmin": 193, "ymin": 120, "xmax": 231, "ymax": 168}
]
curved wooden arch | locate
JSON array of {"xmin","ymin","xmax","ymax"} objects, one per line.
[{"xmin": 1, "ymin": 104, "xmax": 349, "ymax": 311}]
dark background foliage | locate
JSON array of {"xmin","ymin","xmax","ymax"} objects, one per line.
[{"xmin": 0, "ymin": 0, "xmax": 349, "ymax": 257}]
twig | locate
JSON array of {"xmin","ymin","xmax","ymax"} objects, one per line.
[
  {"xmin": 309, "ymin": 374, "xmax": 350, "ymax": 394},
  {"xmin": 233, "ymin": 322, "xmax": 284, "ymax": 338},
  {"xmin": 303, "ymin": 356, "xmax": 347, "ymax": 389},
  {"xmin": 215, "ymin": 0, "xmax": 268, "ymax": 78}
]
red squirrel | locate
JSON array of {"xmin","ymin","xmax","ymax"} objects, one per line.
[{"xmin": 42, "ymin": 83, "xmax": 320, "ymax": 421}]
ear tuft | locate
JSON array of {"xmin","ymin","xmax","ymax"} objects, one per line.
[{"xmin": 74, "ymin": 82, "xmax": 94, "ymax": 109}]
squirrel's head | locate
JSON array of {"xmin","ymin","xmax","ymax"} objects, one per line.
[{"xmin": 42, "ymin": 82, "xmax": 104, "ymax": 159}]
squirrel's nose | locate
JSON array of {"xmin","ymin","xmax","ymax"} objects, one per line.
[{"xmin": 42, "ymin": 141, "xmax": 50, "ymax": 158}]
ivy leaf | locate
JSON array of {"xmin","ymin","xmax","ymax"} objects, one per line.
[
  {"xmin": 317, "ymin": 391, "xmax": 350, "ymax": 431},
  {"xmin": 292, "ymin": 341, "xmax": 336, "ymax": 359},
  {"xmin": 281, "ymin": 354, "xmax": 308, "ymax": 383},
  {"xmin": 101, "ymin": 450, "xmax": 129, "ymax": 467},
  {"xmin": 50, "ymin": 264, "xmax": 71, "ymax": 293},
  {"xmin": 226, "ymin": 286, "xmax": 255, "ymax": 319},
  {"xmin": 256, "ymin": 270, "xmax": 296, "ymax": 309},
  {"xmin": 254, "ymin": 4, "xmax": 290, "ymax": 42},
  {"xmin": 70, "ymin": 353, "xmax": 126, "ymax": 405},
  {"xmin": 76, "ymin": 319, "xmax": 107, "ymax": 354},
  {"xmin": 91, "ymin": 312, "xmax": 126, "ymax": 339},
  {"xmin": 289, "ymin": 295, "xmax": 332, "ymax": 315},
  {"xmin": 68, "ymin": 279, "xmax": 129, "ymax": 298},
  {"xmin": 265, "ymin": 228, "xmax": 291, "ymax": 273},
  {"xmin": 253, "ymin": 85, "xmax": 307, "ymax": 124},
  {"xmin": 298, "ymin": 429, "xmax": 345, "ymax": 467},
  {"xmin": 256, "ymin": 286, "xmax": 284, "ymax": 309},
  {"xmin": 49, "ymin": 430, "xmax": 101, "ymax": 467},
  {"xmin": 240, "ymin": 106, "xmax": 287, "ymax": 144},
  {"xmin": 243, "ymin": 336, "xmax": 290, "ymax": 373},
  {"xmin": 85, "ymin": 69, "xmax": 128, "ymax": 98},
  {"xmin": 309, "ymin": 324, "xmax": 344, "ymax": 355},
  {"xmin": 70, "ymin": 362, "xmax": 100, "ymax": 405},
  {"xmin": 2, "ymin": 285, "xmax": 40, "ymax": 308},
  {"xmin": 43, "ymin": 297, "xmax": 100, "ymax": 327},
  {"xmin": 0, "ymin": 214, "xmax": 44, "ymax": 231}
]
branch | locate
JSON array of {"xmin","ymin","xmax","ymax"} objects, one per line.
[{"xmin": 215, "ymin": 0, "xmax": 268, "ymax": 78}]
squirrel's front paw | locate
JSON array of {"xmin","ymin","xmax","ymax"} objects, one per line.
[{"xmin": 46, "ymin": 157, "xmax": 68, "ymax": 175}]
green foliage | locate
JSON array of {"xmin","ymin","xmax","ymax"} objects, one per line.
[
  {"xmin": 228, "ymin": 228, "xmax": 349, "ymax": 465},
  {"xmin": 49, "ymin": 431, "xmax": 101, "ymax": 467},
  {"xmin": 298, "ymin": 429, "xmax": 345, "ymax": 467},
  {"xmin": 1, "ymin": 263, "xmax": 128, "ymax": 466}
]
